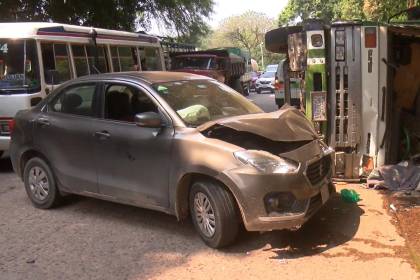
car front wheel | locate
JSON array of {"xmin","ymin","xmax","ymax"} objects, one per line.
[
  {"xmin": 23, "ymin": 157, "xmax": 62, "ymax": 209},
  {"xmin": 189, "ymin": 179, "xmax": 240, "ymax": 248}
]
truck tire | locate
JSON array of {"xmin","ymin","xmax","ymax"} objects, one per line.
[
  {"xmin": 189, "ymin": 179, "xmax": 240, "ymax": 248},
  {"xmin": 23, "ymin": 157, "xmax": 63, "ymax": 209},
  {"xmin": 232, "ymin": 78, "xmax": 244, "ymax": 95}
]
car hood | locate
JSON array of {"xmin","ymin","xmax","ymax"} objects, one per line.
[
  {"xmin": 198, "ymin": 105, "xmax": 318, "ymax": 142},
  {"xmin": 257, "ymin": 77, "xmax": 274, "ymax": 82}
]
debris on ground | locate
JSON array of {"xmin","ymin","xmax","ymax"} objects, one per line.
[
  {"xmin": 340, "ymin": 188, "xmax": 361, "ymax": 203},
  {"xmin": 367, "ymin": 157, "xmax": 420, "ymax": 192}
]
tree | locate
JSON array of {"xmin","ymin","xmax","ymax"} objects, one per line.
[
  {"xmin": 0, "ymin": 0, "xmax": 213, "ymax": 40},
  {"xmin": 202, "ymin": 11, "xmax": 283, "ymax": 69},
  {"xmin": 278, "ymin": 0, "xmax": 415, "ymax": 25},
  {"xmin": 278, "ymin": 0, "xmax": 339, "ymax": 26}
]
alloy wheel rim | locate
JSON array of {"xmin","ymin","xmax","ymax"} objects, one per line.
[
  {"xmin": 28, "ymin": 166, "xmax": 49, "ymax": 201},
  {"xmin": 193, "ymin": 192, "xmax": 216, "ymax": 238}
]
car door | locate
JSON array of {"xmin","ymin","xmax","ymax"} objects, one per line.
[
  {"xmin": 33, "ymin": 82, "xmax": 100, "ymax": 194},
  {"xmin": 92, "ymin": 81, "xmax": 174, "ymax": 208}
]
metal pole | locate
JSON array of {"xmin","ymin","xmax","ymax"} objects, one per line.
[{"xmin": 260, "ymin": 42, "xmax": 264, "ymax": 70}]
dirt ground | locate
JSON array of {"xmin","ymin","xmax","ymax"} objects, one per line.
[
  {"xmin": 0, "ymin": 157, "xmax": 418, "ymax": 280},
  {"xmin": 386, "ymin": 191, "xmax": 420, "ymax": 271}
]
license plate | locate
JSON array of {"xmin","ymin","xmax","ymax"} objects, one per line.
[{"xmin": 320, "ymin": 184, "xmax": 329, "ymax": 204}]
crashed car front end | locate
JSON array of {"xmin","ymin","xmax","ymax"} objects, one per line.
[{"xmin": 199, "ymin": 107, "xmax": 334, "ymax": 231}]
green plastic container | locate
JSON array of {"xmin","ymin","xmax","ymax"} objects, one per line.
[{"xmin": 340, "ymin": 189, "xmax": 360, "ymax": 203}]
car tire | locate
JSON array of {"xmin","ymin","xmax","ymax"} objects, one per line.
[
  {"xmin": 256, "ymin": 89, "xmax": 261, "ymax": 94},
  {"xmin": 189, "ymin": 179, "xmax": 240, "ymax": 248},
  {"xmin": 23, "ymin": 157, "xmax": 62, "ymax": 209}
]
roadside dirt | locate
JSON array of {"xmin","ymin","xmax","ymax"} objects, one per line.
[{"xmin": 385, "ymin": 191, "xmax": 420, "ymax": 271}]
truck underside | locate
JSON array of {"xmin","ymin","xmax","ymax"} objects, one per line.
[{"xmin": 385, "ymin": 28, "xmax": 420, "ymax": 164}]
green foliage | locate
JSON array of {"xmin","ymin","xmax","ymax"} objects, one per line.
[
  {"xmin": 0, "ymin": 0, "xmax": 214, "ymax": 38},
  {"xmin": 202, "ymin": 11, "xmax": 283, "ymax": 69},
  {"xmin": 278, "ymin": 0, "xmax": 414, "ymax": 25}
]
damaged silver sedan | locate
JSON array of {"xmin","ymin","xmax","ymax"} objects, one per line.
[{"xmin": 10, "ymin": 72, "xmax": 334, "ymax": 248}]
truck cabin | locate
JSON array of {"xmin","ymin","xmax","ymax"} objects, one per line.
[{"xmin": 170, "ymin": 49, "xmax": 246, "ymax": 87}]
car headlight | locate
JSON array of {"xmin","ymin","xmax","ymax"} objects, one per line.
[{"xmin": 234, "ymin": 150, "xmax": 299, "ymax": 174}]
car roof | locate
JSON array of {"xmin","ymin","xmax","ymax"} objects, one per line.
[{"xmin": 75, "ymin": 71, "xmax": 211, "ymax": 84}]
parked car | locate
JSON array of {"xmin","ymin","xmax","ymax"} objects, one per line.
[
  {"xmin": 10, "ymin": 71, "xmax": 334, "ymax": 248},
  {"xmin": 255, "ymin": 71, "xmax": 276, "ymax": 94}
]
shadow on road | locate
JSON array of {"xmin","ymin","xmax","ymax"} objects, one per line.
[
  {"xmin": 0, "ymin": 157, "xmax": 13, "ymax": 173},
  {"xmin": 225, "ymin": 193, "xmax": 364, "ymax": 259},
  {"xmin": 60, "ymin": 191, "xmax": 363, "ymax": 261}
]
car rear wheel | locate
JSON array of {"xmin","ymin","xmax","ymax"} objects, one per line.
[
  {"xmin": 23, "ymin": 157, "xmax": 62, "ymax": 209},
  {"xmin": 189, "ymin": 180, "xmax": 240, "ymax": 248}
]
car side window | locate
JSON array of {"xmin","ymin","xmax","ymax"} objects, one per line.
[
  {"xmin": 104, "ymin": 84, "xmax": 158, "ymax": 123},
  {"xmin": 50, "ymin": 84, "xmax": 97, "ymax": 117}
]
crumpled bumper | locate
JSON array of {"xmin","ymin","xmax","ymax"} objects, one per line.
[{"xmin": 220, "ymin": 155, "xmax": 334, "ymax": 231}]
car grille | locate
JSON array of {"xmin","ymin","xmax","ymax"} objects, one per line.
[
  {"xmin": 305, "ymin": 193, "xmax": 322, "ymax": 218},
  {"xmin": 306, "ymin": 156, "xmax": 331, "ymax": 186},
  {"xmin": 260, "ymin": 81, "xmax": 270, "ymax": 84},
  {"xmin": 0, "ymin": 119, "xmax": 11, "ymax": 136}
]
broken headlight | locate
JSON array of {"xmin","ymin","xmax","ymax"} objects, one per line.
[{"xmin": 234, "ymin": 150, "xmax": 299, "ymax": 174}]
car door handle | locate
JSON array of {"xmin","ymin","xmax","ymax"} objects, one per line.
[
  {"xmin": 36, "ymin": 118, "xmax": 50, "ymax": 126},
  {"xmin": 94, "ymin": 131, "xmax": 111, "ymax": 139}
]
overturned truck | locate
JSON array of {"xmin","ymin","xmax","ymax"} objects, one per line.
[{"xmin": 265, "ymin": 7, "xmax": 420, "ymax": 179}]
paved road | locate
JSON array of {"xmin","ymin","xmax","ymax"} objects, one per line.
[
  {"xmin": 247, "ymin": 90, "xmax": 278, "ymax": 112},
  {"xmin": 0, "ymin": 156, "xmax": 417, "ymax": 280}
]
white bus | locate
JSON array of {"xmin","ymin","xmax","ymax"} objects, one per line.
[{"xmin": 0, "ymin": 22, "xmax": 165, "ymax": 157}]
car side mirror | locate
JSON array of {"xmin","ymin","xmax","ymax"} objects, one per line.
[{"xmin": 134, "ymin": 112, "xmax": 162, "ymax": 128}]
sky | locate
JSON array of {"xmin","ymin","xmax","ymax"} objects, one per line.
[
  {"xmin": 149, "ymin": 0, "xmax": 289, "ymax": 35},
  {"xmin": 208, "ymin": 0, "xmax": 289, "ymax": 28}
]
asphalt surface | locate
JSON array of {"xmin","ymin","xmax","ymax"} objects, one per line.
[
  {"xmin": 0, "ymin": 93, "xmax": 417, "ymax": 279},
  {"xmin": 247, "ymin": 90, "xmax": 278, "ymax": 112}
]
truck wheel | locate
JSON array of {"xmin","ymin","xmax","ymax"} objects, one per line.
[
  {"xmin": 23, "ymin": 157, "xmax": 63, "ymax": 209},
  {"xmin": 189, "ymin": 179, "xmax": 240, "ymax": 248},
  {"xmin": 232, "ymin": 79, "xmax": 244, "ymax": 95}
]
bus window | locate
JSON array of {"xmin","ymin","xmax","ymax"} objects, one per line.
[
  {"xmin": 139, "ymin": 47, "xmax": 161, "ymax": 70},
  {"xmin": 41, "ymin": 43, "xmax": 71, "ymax": 84},
  {"xmin": 86, "ymin": 45, "xmax": 109, "ymax": 74},
  {"xmin": 110, "ymin": 46, "xmax": 121, "ymax": 72},
  {"xmin": 118, "ymin": 46, "xmax": 138, "ymax": 71},
  {"xmin": 71, "ymin": 45, "xmax": 89, "ymax": 77},
  {"xmin": 0, "ymin": 39, "xmax": 40, "ymax": 93}
]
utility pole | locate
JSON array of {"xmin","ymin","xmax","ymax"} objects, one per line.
[{"xmin": 259, "ymin": 42, "xmax": 264, "ymax": 70}]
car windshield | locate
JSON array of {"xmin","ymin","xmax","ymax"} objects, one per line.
[
  {"xmin": 261, "ymin": 71, "xmax": 275, "ymax": 78},
  {"xmin": 0, "ymin": 39, "xmax": 40, "ymax": 94},
  {"xmin": 172, "ymin": 56, "xmax": 216, "ymax": 70},
  {"xmin": 153, "ymin": 79, "xmax": 263, "ymax": 127}
]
